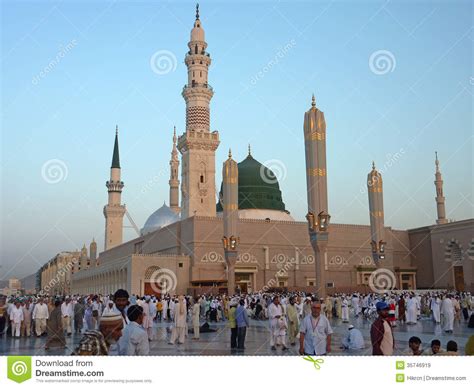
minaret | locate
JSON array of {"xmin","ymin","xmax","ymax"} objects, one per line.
[
  {"xmin": 303, "ymin": 94, "xmax": 330, "ymax": 298},
  {"xmin": 222, "ymin": 149, "xmax": 239, "ymax": 295},
  {"xmin": 178, "ymin": 3, "xmax": 220, "ymax": 218},
  {"xmin": 434, "ymin": 152, "xmax": 448, "ymax": 224},
  {"xmin": 169, "ymin": 126, "xmax": 180, "ymax": 214},
  {"xmin": 367, "ymin": 162, "xmax": 386, "ymax": 265},
  {"xmin": 89, "ymin": 238, "xmax": 97, "ymax": 266},
  {"xmin": 103, "ymin": 126, "xmax": 126, "ymax": 250},
  {"xmin": 80, "ymin": 244, "xmax": 88, "ymax": 270}
]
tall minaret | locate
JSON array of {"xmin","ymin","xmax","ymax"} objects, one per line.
[
  {"xmin": 303, "ymin": 94, "xmax": 329, "ymax": 298},
  {"xmin": 103, "ymin": 126, "xmax": 126, "ymax": 250},
  {"xmin": 178, "ymin": 3, "xmax": 220, "ymax": 218},
  {"xmin": 434, "ymin": 152, "xmax": 448, "ymax": 225},
  {"xmin": 222, "ymin": 149, "xmax": 239, "ymax": 295},
  {"xmin": 80, "ymin": 244, "xmax": 88, "ymax": 270},
  {"xmin": 367, "ymin": 162, "xmax": 386, "ymax": 265},
  {"xmin": 169, "ymin": 126, "xmax": 180, "ymax": 214},
  {"xmin": 89, "ymin": 238, "xmax": 97, "ymax": 266},
  {"xmin": 304, "ymin": 94, "xmax": 328, "ymax": 216}
]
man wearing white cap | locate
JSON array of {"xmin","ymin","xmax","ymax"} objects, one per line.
[
  {"xmin": 341, "ymin": 325, "xmax": 365, "ymax": 350},
  {"xmin": 73, "ymin": 310, "xmax": 124, "ymax": 355}
]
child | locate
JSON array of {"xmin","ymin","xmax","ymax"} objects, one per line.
[
  {"xmin": 406, "ymin": 336, "xmax": 422, "ymax": 355},
  {"xmin": 423, "ymin": 339, "xmax": 445, "ymax": 355}
]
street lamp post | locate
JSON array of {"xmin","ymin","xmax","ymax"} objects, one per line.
[{"xmin": 306, "ymin": 211, "xmax": 331, "ymax": 298}]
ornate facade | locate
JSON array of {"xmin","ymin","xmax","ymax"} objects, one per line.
[{"xmin": 63, "ymin": 5, "xmax": 473, "ymax": 296}]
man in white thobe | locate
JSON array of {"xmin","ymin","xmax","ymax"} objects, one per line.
[
  {"xmin": 33, "ymin": 298, "xmax": 49, "ymax": 337},
  {"xmin": 341, "ymin": 325, "xmax": 365, "ymax": 350},
  {"xmin": 268, "ymin": 296, "xmax": 287, "ymax": 350},
  {"xmin": 9, "ymin": 301, "xmax": 24, "ymax": 338},
  {"xmin": 441, "ymin": 295, "xmax": 455, "ymax": 333},
  {"xmin": 341, "ymin": 296, "xmax": 349, "ymax": 322},
  {"xmin": 169, "ymin": 296, "xmax": 187, "ymax": 345},
  {"xmin": 406, "ymin": 296, "xmax": 417, "ymax": 324},
  {"xmin": 430, "ymin": 295, "xmax": 441, "ymax": 324},
  {"xmin": 352, "ymin": 294, "xmax": 360, "ymax": 317},
  {"xmin": 61, "ymin": 298, "xmax": 73, "ymax": 335}
]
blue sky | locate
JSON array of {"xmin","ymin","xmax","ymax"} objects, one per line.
[{"xmin": 1, "ymin": 0, "xmax": 473, "ymax": 279}]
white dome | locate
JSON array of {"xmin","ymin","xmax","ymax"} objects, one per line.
[{"xmin": 141, "ymin": 203, "xmax": 180, "ymax": 235}]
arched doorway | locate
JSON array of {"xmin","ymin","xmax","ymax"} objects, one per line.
[{"xmin": 144, "ymin": 266, "xmax": 162, "ymax": 297}]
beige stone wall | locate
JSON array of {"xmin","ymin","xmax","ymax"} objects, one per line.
[
  {"xmin": 130, "ymin": 254, "xmax": 190, "ymax": 296},
  {"xmin": 77, "ymin": 215, "xmax": 474, "ymax": 294},
  {"xmin": 409, "ymin": 219, "xmax": 474, "ymax": 291}
]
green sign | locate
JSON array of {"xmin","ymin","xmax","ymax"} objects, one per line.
[{"xmin": 7, "ymin": 356, "xmax": 32, "ymax": 383}]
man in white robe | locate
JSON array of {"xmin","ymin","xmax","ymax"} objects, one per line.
[
  {"xmin": 406, "ymin": 296, "xmax": 417, "ymax": 324},
  {"xmin": 351, "ymin": 294, "xmax": 360, "ymax": 317},
  {"xmin": 441, "ymin": 295, "xmax": 455, "ymax": 333},
  {"xmin": 268, "ymin": 296, "xmax": 287, "ymax": 350},
  {"xmin": 32, "ymin": 298, "xmax": 49, "ymax": 337},
  {"xmin": 430, "ymin": 295, "xmax": 441, "ymax": 324},
  {"xmin": 192, "ymin": 298, "xmax": 200, "ymax": 339},
  {"xmin": 9, "ymin": 301, "xmax": 24, "ymax": 338},
  {"xmin": 341, "ymin": 296, "xmax": 349, "ymax": 322},
  {"xmin": 168, "ymin": 296, "xmax": 187, "ymax": 344},
  {"xmin": 341, "ymin": 325, "xmax": 365, "ymax": 350}
]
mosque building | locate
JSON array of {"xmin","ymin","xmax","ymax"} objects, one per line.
[{"xmin": 64, "ymin": 5, "xmax": 473, "ymax": 296}]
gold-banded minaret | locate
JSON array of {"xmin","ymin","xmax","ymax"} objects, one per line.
[
  {"xmin": 303, "ymin": 94, "xmax": 330, "ymax": 298},
  {"xmin": 367, "ymin": 162, "xmax": 386, "ymax": 265},
  {"xmin": 222, "ymin": 149, "xmax": 239, "ymax": 295}
]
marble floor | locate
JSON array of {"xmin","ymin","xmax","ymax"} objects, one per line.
[{"xmin": 1, "ymin": 315, "xmax": 472, "ymax": 356}]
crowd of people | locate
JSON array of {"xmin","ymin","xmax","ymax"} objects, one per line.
[{"xmin": 1, "ymin": 290, "xmax": 473, "ymax": 356}]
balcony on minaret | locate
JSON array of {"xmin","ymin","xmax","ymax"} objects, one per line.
[
  {"xmin": 177, "ymin": 130, "xmax": 220, "ymax": 152},
  {"xmin": 106, "ymin": 179, "xmax": 124, "ymax": 192}
]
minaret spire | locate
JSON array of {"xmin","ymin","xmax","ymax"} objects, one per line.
[
  {"xmin": 196, "ymin": 3, "xmax": 199, "ymax": 20},
  {"xmin": 111, "ymin": 125, "xmax": 120, "ymax": 168},
  {"xmin": 104, "ymin": 126, "xmax": 126, "ymax": 250},
  {"xmin": 434, "ymin": 151, "xmax": 448, "ymax": 224},
  {"xmin": 169, "ymin": 126, "xmax": 181, "ymax": 214}
]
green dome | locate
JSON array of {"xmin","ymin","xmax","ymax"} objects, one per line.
[{"xmin": 216, "ymin": 154, "xmax": 286, "ymax": 212}]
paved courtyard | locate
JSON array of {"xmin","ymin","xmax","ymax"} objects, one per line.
[{"xmin": 1, "ymin": 315, "xmax": 472, "ymax": 356}]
